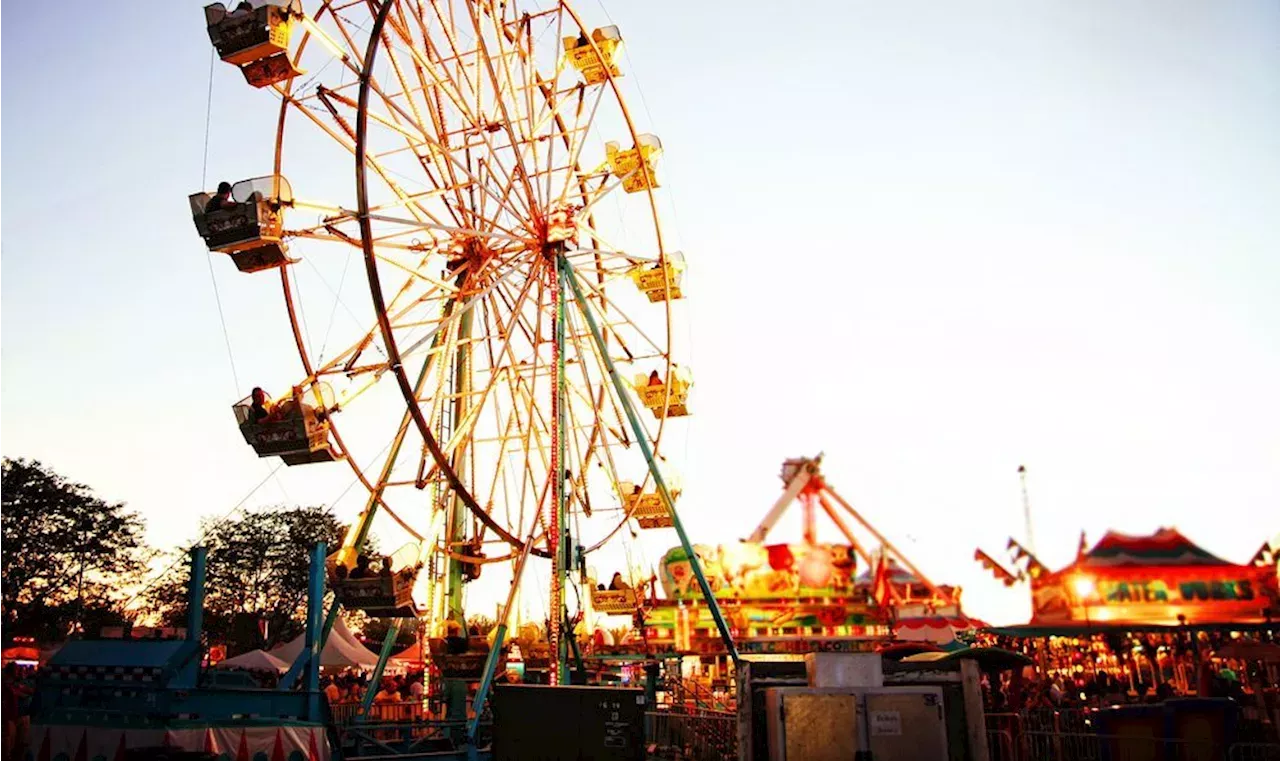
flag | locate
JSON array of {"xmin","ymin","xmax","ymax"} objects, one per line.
[
  {"xmin": 871, "ymin": 555, "xmax": 892, "ymax": 608},
  {"xmin": 1249, "ymin": 543, "xmax": 1274, "ymax": 567},
  {"xmin": 1077, "ymin": 531, "xmax": 1088, "ymax": 560},
  {"xmin": 1007, "ymin": 538, "xmax": 1048, "ymax": 579},
  {"xmin": 974, "ymin": 549, "xmax": 1018, "ymax": 587}
]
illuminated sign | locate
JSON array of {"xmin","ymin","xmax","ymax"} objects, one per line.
[
  {"xmin": 1099, "ymin": 579, "xmax": 1259, "ymax": 604},
  {"xmin": 1031, "ymin": 565, "xmax": 1279, "ymax": 625},
  {"xmin": 659, "ymin": 541, "xmax": 858, "ymax": 601}
]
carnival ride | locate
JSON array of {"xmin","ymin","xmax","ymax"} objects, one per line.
[
  {"xmin": 587, "ymin": 455, "xmax": 983, "ymax": 664},
  {"xmin": 197, "ymin": 0, "xmax": 736, "ymax": 754}
]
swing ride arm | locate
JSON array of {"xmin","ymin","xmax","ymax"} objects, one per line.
[{"xmin": 746, "ymin": 464, "xmax": 814, "ymax": 544}]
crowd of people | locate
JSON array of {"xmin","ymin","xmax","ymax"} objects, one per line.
[
  {"xmin": 975, "ymin": 628, "xmax": 1280, "ymax": 746},
  {"xmin": 322, "ymin": 670, "xmax": 427, "ymax": 706},
  {"xmin": 3, "ymin": 664, "xmax": 35, "ymax": 761}
]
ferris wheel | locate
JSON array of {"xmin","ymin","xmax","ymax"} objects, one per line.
[{"xmin": 191, "ymin": 0, "xmax": 719, "ymax": 679}]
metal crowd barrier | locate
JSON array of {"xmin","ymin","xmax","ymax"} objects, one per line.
[
  {"xmin": 645, "ymin": 707, "xmax": 737, "ymax": 761},
  {"xmin": 984, "ymin": 712, "xmax": 1280, "ymax": 761}
]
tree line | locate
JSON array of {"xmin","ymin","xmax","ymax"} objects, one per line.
[{"xmin": 1, "ymin": 457, "xmax": 398, "ymax": 653}]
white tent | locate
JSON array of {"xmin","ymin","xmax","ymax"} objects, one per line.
[
  {"xmin": 216, "ymin": 648, "xmax": 289, "ymax": 672},
  {"xmin": 267, "ymin": 615, "xmax": 379, "ymax": 669}
]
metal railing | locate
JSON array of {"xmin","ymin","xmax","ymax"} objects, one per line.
[
  {"xmin": 329, "ymin": 700, "xmax": 428, "ymax": 726},
  {"xmin": 1229, "ymin": 744, "xmax": 1280, "ymax": 761},
  {"xmin": 646, "ymin": 707, "xmax": 736, "ymax": 761},
  {"xmin": 984, "ymin": 722, "xmax": 1280, "ymax": 761}
]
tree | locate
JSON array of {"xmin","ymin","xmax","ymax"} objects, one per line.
[
  {"xmin": 467, "ymin": 614, "xmax": 496, "ymax": 636},
  {"xmin": 2, "ymin": 458, "xmax": 153, "ymax": 641},
  {"xmin": 146, "ymin": 506, "xmax": 366, "ymax": 654},
  {"xmin": 360, "ymin": 617, "xmax": 417, "ymax": 651}
]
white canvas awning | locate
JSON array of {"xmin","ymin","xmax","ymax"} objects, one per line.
[
  {"xmin": 216, "ymin": 648, "xmax": 289, "ymax": 672},
  {"xmin": 268, "ymin": 615, "xmax": 379, "ymax": 669}
]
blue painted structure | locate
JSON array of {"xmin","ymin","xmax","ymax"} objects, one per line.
[{"xmin": 29, "ymin": 544, "xmax": 494, "ymax": 761}]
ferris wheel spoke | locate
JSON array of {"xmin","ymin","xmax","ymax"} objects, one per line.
[
  {"xmin": 284, "ymin": 91, "xmax": 459, "ymax": 231},
  {"xmin": 395, "ymin": 280, "xmax": 497, "ymax": 361},
  {"xmin": 353, "ymin": 58, "xmax": 539, "ymax": 228},
  {"xmin": 376, "ymin": 6, "xmax": 476, "ymax": 224},
  {"xmin": 465, "ymin": 4, "xmax": 542, "ymax": 216},
  {"xmin": 567, "ymin": 265, "xmax": 666, "ymax": 359},
  {"xmin": 554, "ymin": 86, "xmax": 608, "ymax": 208},
  {"xmin": 365, "ymin": 212, "xmax": 532, "ymax": 244},
  {"xmin": 563, "ymin": 310, "xmax": 633, "ymax": 455},
  {"xmin": 565, "ymin": 246, "xmax": 655, "ymax": 265},
  {"xmin": 404, "ymin": 3, "xmax": 525, "ymax": 186}
]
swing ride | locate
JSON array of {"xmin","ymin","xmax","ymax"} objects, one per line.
[{"xmin": 589, "ymin": 455, "xmax": 983, "ymax": 671}]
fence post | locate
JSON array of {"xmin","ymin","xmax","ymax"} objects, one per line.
[{"xmin": 961, "ymin": 659, "xmax": 991, "ymax": 761}]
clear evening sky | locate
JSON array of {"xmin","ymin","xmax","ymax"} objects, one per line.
[{"xmin": 2, "ymin": 1, "xmax": 1277, "ymax": 624}]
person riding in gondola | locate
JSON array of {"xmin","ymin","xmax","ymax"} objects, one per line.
[
  {"xmin": 609, "ymin": 572, "xmax": 630, "ymax": 591},
  {"xmin": 249, "ymin": 387, "xmax": 274, "ymax": 423},
  {"xmin": 204, "ymin": 181, "xmax": 237, "ymax": 214}
]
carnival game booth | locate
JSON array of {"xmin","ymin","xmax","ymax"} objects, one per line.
[
  {"xmin": 1026, "ymin": 528, "xmax": 1278, "ymax": 627},
  {"xmin": 977, "ymin": 528, "xmax": 1280, "ymax": 745}
]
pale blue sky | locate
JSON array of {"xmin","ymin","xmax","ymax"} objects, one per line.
[{"xmin": 3, "ymin": 1, "xmax": 1278, "ymax": 624}]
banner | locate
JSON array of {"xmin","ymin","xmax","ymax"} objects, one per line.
[
  {"xmin": 1031, "ymin": 564, "xmax": 1279, "ymax": 625},
  {"xmin": 26, "ymin": 725, "xmax": 330, "ymax": 761}
]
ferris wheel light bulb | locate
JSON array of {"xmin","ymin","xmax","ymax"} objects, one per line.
[{"xmin": 299, "ymin": 15, "xmax": 349, "ymax": 61}]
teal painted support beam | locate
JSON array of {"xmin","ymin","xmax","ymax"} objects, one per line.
[
  {"xmin": 467, "ymin": 529, "xmax": 539, "ymax": 742},
  {"xmin": 172, "ymin": 547, "xmax": 208, "ymax": 689},
  {"xmin": 304, "ymin": 542, "xmax": 326, "ymax": 716},
  {"xmin": 186, "ymin": 547, "xmax": 207, "ymax": 645},
  {"xmin": 564, "ymin": 267, "xmax": 741, "ymax": 667},
  {"xmin": 468, "ymin": 622, "xmax": 507, "ymax": 740},
  {"xmin": 357, "ymin": 621, "xmax": 402, "ymax": 721}
]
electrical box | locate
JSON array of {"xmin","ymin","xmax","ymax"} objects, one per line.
[
  {"xmin": 492, "ymin": 684, "xmax": 646, "ymax": 761},
  {"xmin": 762, "ymin": 686, "xmax": 947, "ymax": 761},
  {"xmin": 765, "ymin": 691, "xmax": 859, "ymax": 761},
  {"xmin": 864, "ymin": 689, "xmax": 948, "ymax": 761}
]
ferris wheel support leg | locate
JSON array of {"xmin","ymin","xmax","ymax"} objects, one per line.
[
  {"xmin": 357, "ymin": 621, "xmax": 402, "ymax": 722},
  {"xmin": 468, "ymin": 528, "xmax": 541, "ymax": 744},
  {"xmin": 564, "ymin": 266, "xmax": 742, "ymax": 667}
]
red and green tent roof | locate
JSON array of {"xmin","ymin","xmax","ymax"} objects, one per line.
[{"xmin": 1080, "ymin": 527, "xmax": 1231, "ymax": 568}]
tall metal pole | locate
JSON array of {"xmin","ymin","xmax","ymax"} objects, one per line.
[
  {"xmin": 565, "ymin": 266, "xmax": 740, "ymax": 666},
  {"xmin": 548, "ymin": 250, "xmax": 569, "ymax": 685},
  {"xmin": 447, "ymin": 307, "xmax": 474, "ymax": 631},
  {"xmin": 445, "ymin": 303, "xmax": 474, "ymax": 728},
  {"xmin": 1018, "ymin": 465, "xmax": 1037, "ymax": 555}
]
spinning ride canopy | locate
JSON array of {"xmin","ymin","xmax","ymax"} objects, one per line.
[
  {"xmin": 193, "ymin": 0, "xmax": 704, "ymax": 642},
  {"xmin": 1030, "ymin": 528, "xmax": 1280, "ymax": 626}
]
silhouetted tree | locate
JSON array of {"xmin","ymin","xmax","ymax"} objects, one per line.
[
  {"xmin": 146, "ymin": 506, "xmax": 368, "ymax": 654},
  {"xmin": 2, "ymin": 458, "xmax": 153, "ymax": 641}
]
